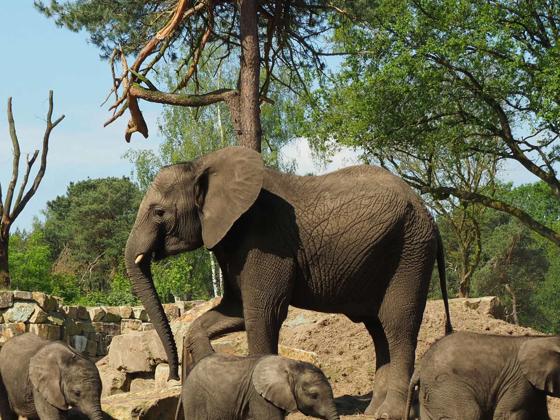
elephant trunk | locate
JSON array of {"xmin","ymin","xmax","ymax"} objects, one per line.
[
  {"xmin": 79, "ymin": 403, "xmax": 105, "ymax": 420},
  {"xmin": 125, "ymin": 237, "xmax": 179, "ymax": 381}
]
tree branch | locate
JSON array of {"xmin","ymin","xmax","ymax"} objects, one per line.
[
  {"xmin": 4, "ymin": 98, "xmax": 21, "ymax": 218},
  {"xmin": 129, "ymin": 84, "xmax": 237, "ymax": 107},
  {"xmin": 420, "ymin": 185, "xmax": 560, "ymax": 247},
  {"xmin": 11, "ymin": 91, "xmax": 65, "ymax": 221}
]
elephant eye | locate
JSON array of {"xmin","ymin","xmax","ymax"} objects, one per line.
[
  {"xmin": 154, "ymin": 208, "xmax": 165, "ymax": 217},
  {"xmin": 73, "ymin": 389, "xmax": 81, "ymax": 397}
]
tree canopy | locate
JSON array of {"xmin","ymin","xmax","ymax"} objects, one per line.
[
  {"xmin": 36, "ymin": 0, "xmax": 342, "ymax": 149},
  {"xmin": 306, "ymin": 0, "xmax": 560, "ymax": 246}
]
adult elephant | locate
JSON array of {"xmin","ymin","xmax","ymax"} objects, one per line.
[{"xmin": 125, "ymin": 146, "xmax": 452, "ymax": 419}]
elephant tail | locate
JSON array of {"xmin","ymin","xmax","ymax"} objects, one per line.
[
  {"xmin": 436, "ymin": 226, "xmax": 453, "ymax": 335},
  {"xmin": 403, "ymin": 370, "xmax": 420, "ymax": 420}
]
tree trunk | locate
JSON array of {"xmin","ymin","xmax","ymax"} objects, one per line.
[
  {"xmin": 238, "ymin": 0, "xmax": 262, "ymax": 152},
  {"xmin": 0, "ymin": 234, "xmax": 10, "ymax": 289},
  {"xmin": 504, "ymin": 283, "xmax": 519, "ymax": 325},
  {"xmin": 458, "ymin": 276, "xmax": 470, "ymax": 298}
]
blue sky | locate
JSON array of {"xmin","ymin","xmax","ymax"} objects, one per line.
[
  {"xmin": 0, "ymin": 1, "xmax": 161, "ymax": 231},
  {"xmin": 0, "ymin": 2, "xmax": 536, "ymax": 232}
]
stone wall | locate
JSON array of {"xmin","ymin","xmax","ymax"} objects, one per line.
[{"xmin": 0, "ymin": 290, "xmax": 201, "ymax": 358}]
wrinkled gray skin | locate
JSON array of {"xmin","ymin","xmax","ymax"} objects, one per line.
[
  {"xmin": 125, "ymin": 146, "xmax": 452, "ymax": 419},
  {"xmin": 404, "ymin": 331, "xmax": 560, "ymax": 419},
  {"xmin": 179, "ymin": 331, "xmax": 339, "ymax": 420},
  {"xmin": 0, "ymin": 333, "xmax": 103, "ymax": 420}
]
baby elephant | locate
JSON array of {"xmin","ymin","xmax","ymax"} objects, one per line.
[
  {"xmin": 404, "ymin": 331, "xmax": 560, "ymax": 419},
  {"xmin": 180, "ymin": 333, "xmax": 339, "ymax": 420},
  {"xmin": 0, "ymin": 333, "xmax": 104, "ymax": 420}
]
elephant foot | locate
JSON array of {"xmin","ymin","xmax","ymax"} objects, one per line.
[{"xmin": 366, "ymin": 393, "xmax": 405, "ymax": 420}]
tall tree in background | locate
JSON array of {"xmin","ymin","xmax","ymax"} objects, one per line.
[
  {"xmin": 308, "ymin": 0, "xmax": 560, "ymax": 246},
  {"xmin": 0, "ymin": 91, "xmax": 64, "ymax": 289},
  {"xmin": 36, "ymin": 0, "xmax": 342, "ymax": 151}
]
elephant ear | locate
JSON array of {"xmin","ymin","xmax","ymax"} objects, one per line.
[
  {"xmin": 252, "ymin": 356, "xmax": 298, "ymax": 413},
  {"xmin": 195, "ymin": 146, "xmax": 264, "ymax": 249},
  {"xmin": 29, "ymin": 343, "xmax": 69, "ymax": 410},
  {"xmin": 518, "ymin": 337, "xmax": 560, "ymax": 396}
]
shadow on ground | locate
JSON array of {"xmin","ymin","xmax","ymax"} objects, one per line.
[{"xmin": 334, "ymin": 393, "xmax": 371, "ymax": 415}]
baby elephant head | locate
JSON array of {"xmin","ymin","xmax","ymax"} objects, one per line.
[
  {"xmin": 29, "ymin": 343, "xmax": 104, "ymax": 420},
  {"xmin": 252, "ymin": 356, "xmax": 340, "ymax": 420},
  {"xmin": 518, "ymin": 336, "xmax": 560, "ymax": 396}
]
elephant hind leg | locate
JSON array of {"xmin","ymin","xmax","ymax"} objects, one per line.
[
  {"xmin": 362, "ymin": 316, "xmax": 390, "ymax": 415},
  {"xmin": 366, "ymin": 243, "xmax": 434, "ymax": 419},
  {"xmin": 0, "ymin": 377, "xmax": 17, "ymax": 420}
]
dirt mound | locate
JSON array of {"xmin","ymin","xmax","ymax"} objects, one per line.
[{"xmin": 211, "ymin": 298, "xmax": 559, "ymax": 419}]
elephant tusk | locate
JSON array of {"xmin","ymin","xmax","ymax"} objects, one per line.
[{"xmin": 135, "ymin": 254, "xmax": 144, "ymax": 264}]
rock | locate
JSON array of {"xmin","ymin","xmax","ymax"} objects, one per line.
[
  {"xmin": 103, "ymin": 307, "xmax": 123, "ymax": 323},
  {"xmin": 162, "ymin": 304, "xmax": 181, "ymax": 321},
  {"xmin": 0, "ymin": 291, "xmax": 13, "ymax": 309},
  {"xmin": 47, "ymin": 313, "xmax": 66, "ymax": 326},
  {"xmin": 63, "ymin": 305, "xmax": 90, "ymax": 321},
  {"xmin": 29, "ymin": 306, "xmax": 49, "ymax": 323},
  {"xmin": 72, "ymin": 335, "xmax": 88, "ymax": 352},
  {"xmin": 141, "ymin": 323, "xmax": 154, "ymax": 332},
  {"xmin": 154, "ymin": 364, "xmax": 181, "ymax": 389},
  {"xmin": 279, "ymin": 345, "xmax": 321, "ymax": 367},
  {"xmin": 13, "ymin": 290, "xmax": 33, "ymax": 300},
  {"xmin": 121, "ymin": 319, "xmax": 143, "ymax": 334},
  {"xmin": 85, "ymin": 337, "xmax": 98, "ymax": 357},
  {"xmin": 462, "ymin": 296, "xmax": 506, "ymax": 321},
  {"xmin": 28, "ymin": 323, "xmax": 62, "ymax": 341},
  {"xmin": 64, "ymin": 318, "xmax": 83, "ymax": 336},
  {"xmin": 92, "ymin": 322, "xmax": 121, "ymax": 336},
  {"xmin": 0, "ymin": 311, "xmax": 4, "ymax": 323},
  {"xmin": 102, "ymin": 387, "xmax": 180, "ymax": 420},
  {"xmin": 88, "ymin": 307, "xmax": 106, "ymax": 322},
  {"xmin": 76, "ymin": 321, "xmax": 95, "ymax": 334},
  {"xmin": 129, "ymin": 378, "xmax": 155, "ymax": 393},
  {"xmin": 4, "ymin": 302, "xmax": 37, "ymax": 322},
  {"xmin": 32, "ymin": 292, "xmax": 58, "ymax": 312},
  {"xmin": 0, "ymin": 322, "xmax": 26, "ymax": 345},
  {"xmin": 177, "ymin": 297, "xmax": 220, "ymax": 323},
  {"xmin": 132, "ymin": 307, "xmax": 149, "ymax": 322},
  {"xmin": 108, "ymin": 331, "xmax": 167, "ymax": 374},
  {"xmin": 118, "ymin": 306, "xmax": 134, "ymax": 319},
  {"xmin": 98, "ymin": 363, "xmax": 129, "ymax": 397}
]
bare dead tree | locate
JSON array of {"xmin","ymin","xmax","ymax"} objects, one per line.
[
  {"xmin": 0, "ymin": 91, "xmax": 65, "ymax": 289},
  {"xmin": 103, "ymin": 0, "xmax": 346, "ymax": 150}
]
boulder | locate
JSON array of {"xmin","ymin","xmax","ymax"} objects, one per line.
[
  {"xmin": 32, "ymin": 292, "xmax": 59, "ymax": 312},
  {"xmin": 132, "ymin": 307, "xmax": 149, "ymax": 322},
  {"xmin": 102, "ymin": 387, "xmax": 180, "ymax": 420},
  {"xmin": 154, "ymin": 364, "xmax": 181, "ymax": 389},
  {"xmin": 63, "ymin": 305, "xmax": 90, "ymax": 321},
  {"xmin": 121, "ymin": 319, "xmax": 143, "ymax": 334},
  {"xmin": 0, "ymin": 291, "xmax": 13, "ymax": 309},
  {"xmin": 85, "ymin": 337, "xmax": 98, "ymax": 356},
  {"xmin": 462, "ymin": 296, "xmax": 506, "ymax": 321},
  {"xmin": 64, "ymin": 318, "xmax": 83, "ymax": 337},
  {"xmin": 108, "ymin": 331, "xmax": 167, "ymax": 374},
  {"xmin": 279, "ymin": 345, "xmax": 321, "ymax": 367},
  {"xmin": 141, "ymin": 323, "xmax": 154, "ymax": 332},
  {"xmin": 72, "ymin": 335, "xmax": 88, "ymax": 353},
  {"xmin": 28, "ymin": 323, "xmax": 62, "ymax": 341},
  {"xmin": 162, "ymin": 304, "xmax": 181, "ymax": 321},
  {"xmin": 13, "ymin": 290, "xmax": 33, "ymax": 300},
  {"xmin": 4, "ymin": 302, "xmax": 37, "ymax": 323},
  {"xmin": 0, "ymin": 322, "xmax": 26, "ymax": 345},
  {"xmin": 92, "ymin": 322, "xmax": 121, "ymax": 336},
  {"xmin": 118, "ymin": 306, "xmax": 134, "ymax": 319},
  {"xmin": 47, "ymin": 313, "xmax": 66, "ymax": 326},
  {"xmin": 97, "ymin": 359, "xmax": 130, "ymax": 397},
  {"xmin": 129, "ymin": 378, "xmax": 155, "ymax": 393},
  {"xmin": 103, "ymin": 307, "xmax": 123, "ymax": 323},
  {"xmin": 29, "ymin": 306, "xmax": 49, "ymax": 324},
  {"xmin": 88, "ymin": 307, "xmax": 106, "ymax": 322}
]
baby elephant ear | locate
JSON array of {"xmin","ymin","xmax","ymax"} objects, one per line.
[
  {"xmin": 518, "ymin": 337, "xmax": 560, "ymax": 396},
  {"xmin": 195, "ymin": 146, "xmax": 264, "ymax": 249},
  {"xmin": 252, "ymin": 356, "xmax": 298, "ymax": 413},
  {"xmin": 29, "ymin": 343, "xmax": 69, "ymax": 410}
]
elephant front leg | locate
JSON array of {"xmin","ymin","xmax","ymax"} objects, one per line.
[
  {"xmin": 0, "ymin": 380, "xmax": 17, "ymax": 420},
  {"xmin": 240, "ymin": 253, "xmax": 294, "ymax": 355}
]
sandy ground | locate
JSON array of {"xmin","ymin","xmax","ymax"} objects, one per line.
[{"xmin": 212, "ymin": 298, "xmax": 560, "ymax": 419}]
